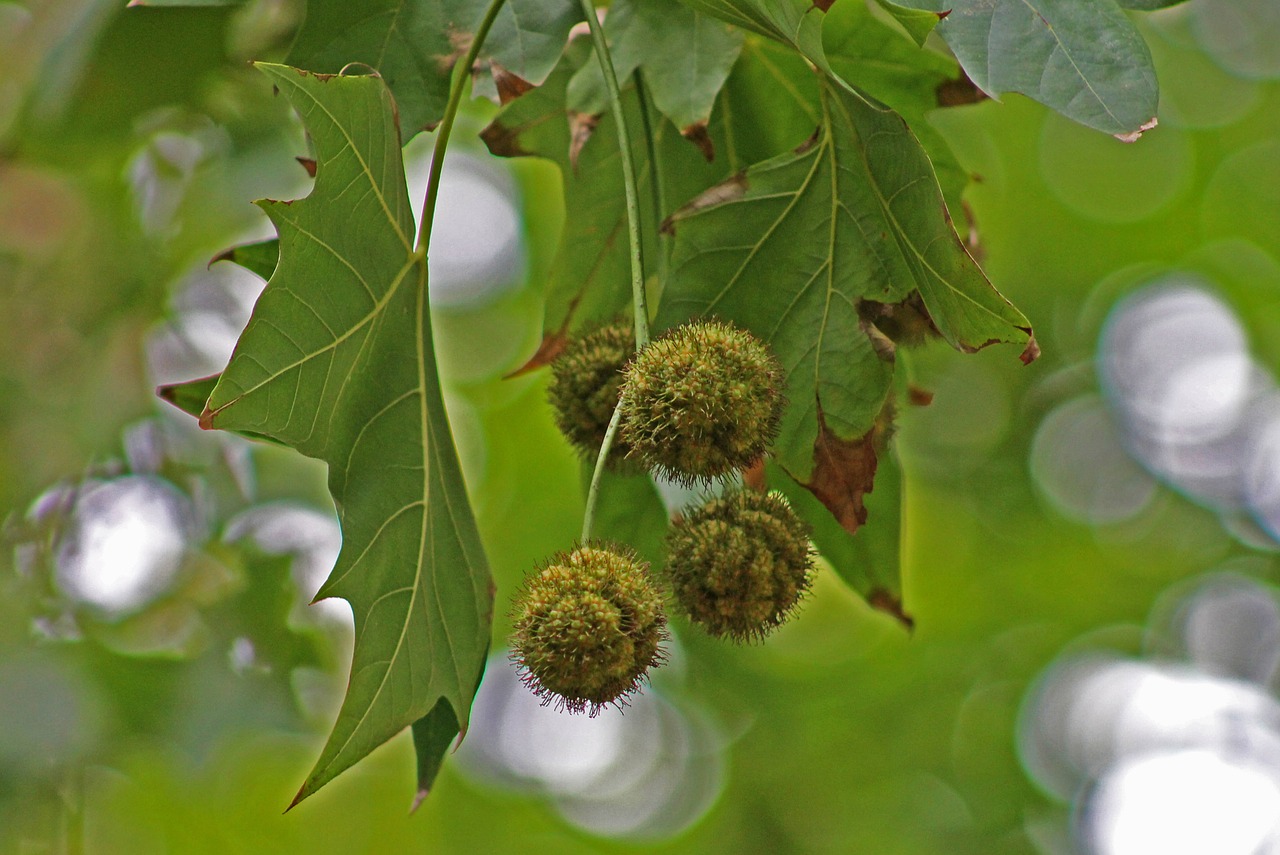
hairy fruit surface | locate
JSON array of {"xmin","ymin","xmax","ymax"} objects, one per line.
[
  {"xmin": 547, "ymin": 319, "xmax": 636, "ymax": 468},
  {"xmin": 666, "ymin": 489, "xmax": 814, "ymax": 641},
  {"xmin": 510, "ymin": 543, "xmax": 666, "ymax": 714},
  {"xmin": 619, "ymin": 320, "xmax": 784, "ymax": 483}
]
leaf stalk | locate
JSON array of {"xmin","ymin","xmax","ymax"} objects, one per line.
[
  {"xmin": 416, "ymin": 0, "xmax": 509, "ymax": 255},
  {"xmin": 577, "ymin": 0, "xmax": 651, "ymax": 541}
]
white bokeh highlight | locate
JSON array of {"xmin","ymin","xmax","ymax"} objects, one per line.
[
  {"xmin": 53, "ymin": 476, "xmax": 195, "ymax": 619},
  {"xmin": 1021, "ymin": 576, "xmax": 1280, "ymax": 854}
]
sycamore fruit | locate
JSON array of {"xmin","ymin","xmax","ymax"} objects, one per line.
[{"xmin": 510, "ymin": 543, "xmax": 666, "ymax": 714}]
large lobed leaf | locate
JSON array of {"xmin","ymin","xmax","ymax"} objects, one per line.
[
  {"xmin": 196, "ymin": 64, "xmax": 492, "ymax": 806},
  {"xmin": 658, "ymin": 75, "xmax": 1031, "ymax": 481},
  {"xmin": 287, "ymin": 0, "xmax": 581, "ymax": 135},
  {"xmin": 893, "ymin": 0, "xmax": 1159, "ymax": 138}
]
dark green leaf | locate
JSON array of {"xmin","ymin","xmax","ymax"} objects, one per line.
[
  {"xmin": 158, "ymin": 374, "xmax": 221, "ymax": 421},
  {"xmin": 199, "ymin": 64, "xmax": 492, "ymax": 806},
  {"xmin": 210, "ymin": 238, "xmax": 279, "ymax": 281},
  {"xmin": 568, "ymin": 0, "xmax": 743, "ymax": 145},
  {"xmin": 286, "ymin": 0, "xmax": 581, "ymax": 136},
  {"xmin": 483, "ymin": 41, "xmax": 722, "ymax": 369},
  {"xmin": 659, "ymin": 76, "xmax": 1031, "ymax": 481},
  {"xmin": 872, "ymin": 0, "xmax": 945, "ymax": 47},
  {"xmin": 895, "ymin": 0, "xmax": 1159, "ymax": 137},
  {"xmin": 821, "ymin": 0, "xmax": 968, "ymax": 230}
]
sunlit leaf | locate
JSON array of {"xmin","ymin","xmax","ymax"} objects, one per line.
[
  {"xmin": 195, "ymin": 64, "xmax": 492, "ymax": 805},
  {"xmin": 871, "ymin": 0, "xmax": 946, "ymax": 47}
]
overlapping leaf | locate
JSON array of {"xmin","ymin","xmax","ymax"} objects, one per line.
[
  {"xmin": 483, "ymin": 40, "xmax": 723, "ymax": 370},
  {"xmin": 193, "ymin": 64, "xmax": 492, "ymax": 806},
  {"xmin": 871, "ymin": 0, "xmax": 946, "ymax": 47},
  {"xmin": 566, "ymin": 0, "xmax": 744, "ymax": 156},
  {"xmin": 659, "ymin": 75, "xmax": 1030, "ymax": 482},
  {"xmin": 287, "ymin": 0, "xmax": 581, "ymax": 135},
  {"xmin": 893, "ymin": 0, "xmax": 1158, "ymax": 137}
]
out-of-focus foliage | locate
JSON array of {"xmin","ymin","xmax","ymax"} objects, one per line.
[{"xmin": 3, "ymin": 1, "xmax": 1280, "ymax": 853}]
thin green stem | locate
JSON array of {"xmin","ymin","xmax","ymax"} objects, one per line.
[
  {"xmin": 576, "ymin": 0, "xmax": 650, "ymax": 542},
  {"xmin": 576, "ymin": 0, "xmax": 649, "ymax": 348},
  {"xmin": 634, "ymin": 71, "xmax": 669, "ymax": 291},
  {"xmin": 581, "ymin": 403, "xmax": 624, "ymax": 542},
  {"xmin": 416, "ymin": 0, "xmax": 508, "ymax": 255}
]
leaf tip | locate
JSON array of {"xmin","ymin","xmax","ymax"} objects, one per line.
[
  {"xmin": 867, "ymin": 588, "xmax": 914, "ymax": 631},
  {"xmin": 1019, "ymin": 334, "xmax": 1041, "ymax": 365},
  {"xmin": 1114, "ymin": 117, "xmax": 1158, "ymax": 143},
  {"xmin": 568, "ymin": 112, "xmax": 600, "ymax": 174},
  {"xmin": 504, "ymin": 332, "xmax": 568, "ymax": 378},
  {"xmin": 491, "ymin": 62, "xmax": 535, "ymax": 106},
  {"xmin": 681, "ymin": 122, "xmax": 715, "ymax": 162},
  {"xmin": 662, "ymin": 173, "xmax": 749, "ymax": 235}
]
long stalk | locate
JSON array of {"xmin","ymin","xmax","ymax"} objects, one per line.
[
  {"xmin": 577, "ymin": 0, "xmax": 650, "ymax": 542},
  {"xmin": 416, "ymin": 0, "xmax": 509, "ymax": 255}
]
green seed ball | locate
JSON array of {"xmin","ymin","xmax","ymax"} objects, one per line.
[
  {"xmin": 619, "ymin": 320, "xmax": 784, "ymax": 484},
  {"xmin": 510, "ymin": 543, "xmax": 666, "ymax": 714},
  {"xmin": 665, "ymin": 489, "xmax": 814, "ymax": 642},
  {"xmin": 547, "ymin": 319, "xmax": 637, "ymax": 470}
]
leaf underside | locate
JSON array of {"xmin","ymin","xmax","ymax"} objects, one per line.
[
  {"xmin": 892, "ymin": 0, "xmax": 1159, "ymax": 136},
  {"xmin": 197, "ymin": 64, "xmax": 492, "ymax": 806}
]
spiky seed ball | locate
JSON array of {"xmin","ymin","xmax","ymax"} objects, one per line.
[
  {"xmin": 547, "ymin": 319, "xmax": 636, "ymax": 469},
  {"xmin": 618, "ymin": 320, "xmax": 784, "ymax": 484},
  {"xmin": 510, "ymin": 543, "xmax": 666, "ymax": 714},
  {"xmin": 665, "ymin": 489, "xmax": 814, "ymax": 641}
]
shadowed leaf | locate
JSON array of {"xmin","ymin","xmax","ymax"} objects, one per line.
[
  {"xmin": 286, "ymin": 0, "xmax": 582, "ymax": 135},
  {"xmin": 567, "ymin": 0, "xmax": 744, "ymax": 152}
]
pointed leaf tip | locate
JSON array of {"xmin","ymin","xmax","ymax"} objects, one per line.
[{"xmin": 868, "ymin": 588, "xmax": 914, "ymax": 631}]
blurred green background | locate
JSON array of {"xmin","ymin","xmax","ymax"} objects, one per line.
[{"xmin": 3, "ymin": 1, "xmax": 1280, "ymax": 853}]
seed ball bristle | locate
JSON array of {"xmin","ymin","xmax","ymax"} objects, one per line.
[
  {"xmin": 665, "ymin": 489, "xmax": 814, "ymax": 642},
  {"xmin": 547, "ymin": 319, "xmax": 637, "ymax": 470},
  {"xmin": 510, "ymin": 543, "xmax": 666, "ymax": 714},
  {"xmin": 618, "ymin": 320, "xmax": 784, "ymax": 484}
]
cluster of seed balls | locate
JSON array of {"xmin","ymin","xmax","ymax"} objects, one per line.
[{"xmin": 510, "ymin": 318, "xmax": 816, "ymax": 715}]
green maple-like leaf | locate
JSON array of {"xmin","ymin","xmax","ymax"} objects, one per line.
[
  {"xmin": 196, "ymin": 64, "xmax": 492, "ymax": 806},
  {"xmin": 892, "ymin": 0, "xmax": 1159, "ymax": 137},
  {"xmin": 287, "ymin": 0, "xmax": 581, "ymax": 136},
  {"xmin": 659, "ymin": 76, "xmax": 1031, "ymax": 481}
]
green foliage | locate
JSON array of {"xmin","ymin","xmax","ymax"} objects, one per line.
[
  {"xmin": 197, "ymin": 64, "xmax": 492, "ymax": 806},
  {"xmin": 137, "ymin": 0, "xmax": 1183, "ymax": 811},
  {"xmin": 287, "ymin": 0, "xmax": 582, "ymax": 135},
  {"xmin": 894, "ymin": 0, "xmax": 1160, "ymax": 137}
]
